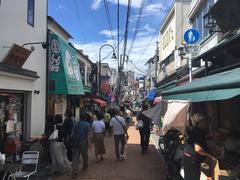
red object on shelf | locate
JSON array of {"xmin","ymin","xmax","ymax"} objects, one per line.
[
  {"xmin": 4, "ymin": 144, "xmax": 17, "ymax": 153},
  {"xmin": 4, "ymin": 141, "xmax": 21, "ymax": 153}
]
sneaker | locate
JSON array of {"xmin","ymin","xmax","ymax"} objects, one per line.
[{"xmin": 119, "ymin": 154, "xmax": 125, "ymax": 160}]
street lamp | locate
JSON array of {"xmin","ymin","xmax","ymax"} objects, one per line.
[
  {"xmin": 98, "ymin": 44, "xmax": 117, "ymax": 92},
  {"xmin": 22, "ymin": 41, "xmax": 48, "ymax": 50}
]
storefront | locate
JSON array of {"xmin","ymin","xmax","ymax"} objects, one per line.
[
  {"xmin": 0, "ymin": 90, "xmax": 30, "ymax": 161},
  {"xmin": 48, "ymin": 30, "xmax": 84, "ymax": 117},
  {"xmin": 162, "ymin": 68, "xmax": 240, "ymax": 178}
]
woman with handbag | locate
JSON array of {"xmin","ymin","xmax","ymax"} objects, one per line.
[{"xmin": 49, "ymin": 114, "xmax": 70, "ymax": 176}]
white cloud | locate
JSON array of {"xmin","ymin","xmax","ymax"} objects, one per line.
[
  {"xmin": 143, "ymin": 24, "xmax": 155, "ymax": 33},
  {"xmin": 144, "ymin": 3, "xmax": 166, "ymax": 16},
  {"xmin": 72, "ymin": 40, "xmax": 119, "ymax": 69},
  {"xmin": 55, "ymin": 4, "xmax": 67, "ymax": 11},
  {"xmin": 100, "ymin": 30, "xmax": 118, "ymax": 37},
  {"xmin": 112, "ymin": 0, "xmax": 142, "ymax": 8},
  {"xmin": 72, "ymin": 34, "xmax": 158, "ymax": 73},
  {"xmin": 91, "ymin": 0, "xmax": 102, "ymax": 10},
  {"xmin": 131, "ymin": 24, "xmax": 156, "ymax": 37},
  {"xmin": 91, "ymin": 0, "xmax": 142, "ymax": 10}
]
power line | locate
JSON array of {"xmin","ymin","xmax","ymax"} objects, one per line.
[
  {"xmin": 74, "ymin": 0, "xmax": 86, "ymax": 43},
  {"xmin": 129, "ymin": 60, "xmax": 146, "ymax": 74},
  {"xmin": 127, "ymin": 0, "xmax": 146, "ymax": 56},
  {"xmin": 103, "ymin": 0, "xmax": 116, "ymax": 49},
  {"xmin": 133, "ymin": 1, "xmax": 175, "ymax": 65},
  {"xmin": 137, "ymin": 29, "xmax": 158, "ymax": 62}
]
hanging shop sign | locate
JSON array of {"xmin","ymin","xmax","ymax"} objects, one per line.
[{"xmin": 48, "ymin": 31, "xmax": 84, "ymax": 95}]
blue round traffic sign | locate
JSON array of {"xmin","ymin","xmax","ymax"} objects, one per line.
[{"xmin": 184, "ymin": 29, "xmax": 200, "ymax": 44}]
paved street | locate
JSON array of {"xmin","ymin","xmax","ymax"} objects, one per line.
[{"xmin": 52, "ymin": 117, "xmax": 164, "ymax": 180}]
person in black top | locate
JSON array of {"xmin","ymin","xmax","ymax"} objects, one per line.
[
  {"xmin": 63, "ymin": 109, "xmax": 75, "ymax": 162},
  {"xmin": 137, "ymin": 104, "xmax": 151, "ymax": 154},
  {"xmin": 182, "ymin": 113, "xmax": 215, "ymax": 180}
]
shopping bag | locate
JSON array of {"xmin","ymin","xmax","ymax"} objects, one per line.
[
  {"xmin": 48, "ymin": 129, "xmax": 58, "ymax": 140},
  {"xmin": 135, "ymin": 120, "xmax": 144, "ymax": 130}
]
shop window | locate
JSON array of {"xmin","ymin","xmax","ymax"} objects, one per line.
[
  {"xmin": 27, "ymin": 0, "xmax": 35, "ymax": 27},
  {"xmin": 190, "ymin": 0, "xmax": 216, "ymax": 42},
  {"xmin": 0, "ymin": 93, "xmax": 24, "ymax": 160},
  {"xmin": 79, "ymin": 60, "xmax": 85, "ymax": 85},
  {"xmin": 202, "ymin": 3, "xmax": 209, "ymax": 38}
]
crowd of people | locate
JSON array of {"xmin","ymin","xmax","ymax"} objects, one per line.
[
  {"xmin": 38, "ymin": 102, "xmax": 215, "ymax": 180},
  {"xmin": 39, "ymin": 105, "xmax": 151, "ymax": 179}
]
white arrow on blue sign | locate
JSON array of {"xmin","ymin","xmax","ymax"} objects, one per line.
[{"xmin": 184, "ymin": 29, "xmax": 200, "ymax": 44}]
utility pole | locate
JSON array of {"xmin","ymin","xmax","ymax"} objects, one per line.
[{"xmin": 155, "ymin": 41, "xmax": 159, "ymax": 85}]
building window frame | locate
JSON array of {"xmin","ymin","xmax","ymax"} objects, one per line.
[
  {"xmin": 191, "ymin": 0, "xmax": 216, "ymax": 43},
  {"xmin": 27, "ymin": 0, "xmax": 35, "ymax": 27}
]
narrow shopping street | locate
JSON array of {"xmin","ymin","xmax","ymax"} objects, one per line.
[{"xmin": 53, "ymin": 118, "xmax": 164, "ymax": 180}]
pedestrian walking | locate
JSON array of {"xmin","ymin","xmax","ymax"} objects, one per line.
[
  {"xmin": 92, "ymin": 112, "xmax": 105, "ymax": 161},
  {"xmin": 103, "ymin": 110, "xmax": 111, "ymax": 135},
  {"xmin": 125, "ymin": 108, "xmax": 132, "ymax": 125},
  {"xmin": 49, "ymin": 114, "xmax": 71, "ymax": 175},
  {"xmin": 182, "ymin": 113, "xmax": 215, "ymax": 180},
  {"xmin": 137, "ymin": 105, "xmax": 151, "ymax": 154},
  {"xmin": 71, "ymin": 113, "xmax": 91, "ymax": 179},
  {"xmin": 110, "ymin": 107, "xmax": 129, "ymax": 161},
  {"xmin": 63, "ymin": 108, "xmax": 75, "ymax": 162},
  {"xmin": 85, "ymin": 112, "xmax": 93, "ymax": 127}
]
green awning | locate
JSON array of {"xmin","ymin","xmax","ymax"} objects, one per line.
[
  {"xmin": 162, "ymin": 68, "xmax": 240, "ymax": 102},
  {"xmin": 48, "ymin": 31, "xmax": 84, "ymax": 95},
  {"xmin": 155, "ymin": 80, "xmax": 177, "ymax": 93}
]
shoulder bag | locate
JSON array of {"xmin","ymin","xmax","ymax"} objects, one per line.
[{"xmin": 114, "ymin": 116, "xmax": 129, "ymax": 140}]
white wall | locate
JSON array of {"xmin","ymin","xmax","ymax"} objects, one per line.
[
  {"xmin": 0, "ymin": 0, "xmax": 47, "ymax": 137},
  {"xmin": 160, "ymin": 13, "xmax": 176, "ymax": 61}
]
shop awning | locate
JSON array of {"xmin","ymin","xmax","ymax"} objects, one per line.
[
  {"xmin": 92, "ymin": 98, "xmax": 107, "ymax": 107},
  {"xmin": 154, "ymin": 80, "xmax": 177, "ymax": 94},
  {"xmin": 162, "ymin": 67, "xmax": 240, "ymax": 102},
  {"xmin": 48, "ymin": 31, "xmax": 84, "ymax": 95}
]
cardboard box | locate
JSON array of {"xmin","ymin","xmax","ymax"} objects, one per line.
[{"xmin": 213, "ymin": 159, "xmax": 231, "ymax": 180}]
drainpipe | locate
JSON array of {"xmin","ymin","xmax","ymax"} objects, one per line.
[
  {"xmin": 45, "ymin": 29, "xmax": 50, "ymax": 117},
  {"xmin": 45, "ymin": 2, "xmax": 49, "ymax": 120}
]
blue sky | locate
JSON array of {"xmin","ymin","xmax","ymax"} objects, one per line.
[{"xmin": 48, "ymin": 0, "xmax": 174, "ymax": 73}]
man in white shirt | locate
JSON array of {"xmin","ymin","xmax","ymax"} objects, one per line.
[
  {"xmin": 92, "ymin": 113, "xmax": 105, "ymax": 161},
  {"xmin": 110, "ymin": 108, "xmax": 128, "ymax": 161}
]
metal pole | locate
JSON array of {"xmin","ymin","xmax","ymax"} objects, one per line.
[
  {"xmin": 98, "ymin": 44, "xmax": 116, "ymax": 92},
  {"xmin": 188, "ymin": 53, "xmax": 192, "ymax": 82}
]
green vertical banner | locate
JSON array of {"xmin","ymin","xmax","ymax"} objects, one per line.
[{"xmin": 48, "ymin": 31, "xmax": 84, "ymax": 95}]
